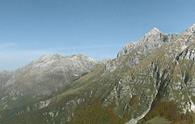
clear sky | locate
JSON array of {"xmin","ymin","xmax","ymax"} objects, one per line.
[{"xmin": 0, "ymin": 0, "xmax": 195, "ymax": 70}]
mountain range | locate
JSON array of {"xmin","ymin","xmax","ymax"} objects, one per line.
[{"xmin": 0, "ymin": 24, "xmax": 195, "ymax": 124}]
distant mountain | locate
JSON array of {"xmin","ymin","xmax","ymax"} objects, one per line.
[
  {"xmin": 1, "ymin": 24, "xmax": 195, "ymax": 124},
  {"xmin": 1, "ymin": 54, "xmax": 95, "ymax": 94},
  {"xmin": 0, "ymin": 54, "xmax": 96, "ymax": 122}
]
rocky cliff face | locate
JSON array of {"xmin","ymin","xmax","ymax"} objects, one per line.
[{"xmin": 1, "ymin": 25, "xmax": 195, "ymax": 124}]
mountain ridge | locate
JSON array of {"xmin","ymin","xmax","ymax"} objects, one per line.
[{"xmin": 1, "ymin": 24, "xmax": 195, "ymax": 124}]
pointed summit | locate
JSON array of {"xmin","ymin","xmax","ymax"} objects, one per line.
[
  {"xmin": 145, "ymin": 27, "xmax": 161, "ymax": 36},
  {"xmin": 150, "ymin": 27, "xmax": 160, "ymax": 32},
  {"xmin": 186, "ymin": 24, "xmax": 195, "ymax": 33},
  {"xmin": 138, "ymin": 27, "xmax": 166, "ymax": 45}
]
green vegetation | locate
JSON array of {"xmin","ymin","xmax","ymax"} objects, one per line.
[
  {"xmin": 146, "ymin": 116, "xmax": 170, "ymax": 124},
  {"xmin": 69, "ymin": 99, "xmax": 126, "ymax": 124},
  {"xmin": 139, "ymin": 101, "xmax": 194, "ymax": 124}
]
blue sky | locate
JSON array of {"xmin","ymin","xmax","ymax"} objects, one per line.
[{"xmin": 0, "ymin": 0, "xmax": 195, "ymax": 70}]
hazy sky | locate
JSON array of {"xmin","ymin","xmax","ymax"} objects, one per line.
[{"xmin": 0, "ymin": 0, "xmax": 195, "ymax": 70}]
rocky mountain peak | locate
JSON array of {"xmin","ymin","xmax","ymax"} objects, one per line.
[
  {"xmin": 117, "ymin": 28, "xmax": 165, "ymax": 57},
  {"xmin": 37, "ymin": 54, "xmax": 64, "ymax": 61},
  {"xmin": 145, "ymin": 27, "xmax": 161, "ymax": 36},
  {"xmin": 30, "ymin": 54, "xmax": 95, "ymax": 69},
  {"xmin": 137, "ymin": 27, "xmax": 168, "ymax": 49},
  {"xmin": 141, "ymin": 27, "xmax": 163, "ymax": 43},
  {"xmin": 186, "ymin": 24, "xmax": 195, "ymax": 33},
  {"xmin": 30, "ymin": 54, "xmax": 65, "ymax": 68},
  {"xmin": 69, "ymin": 54, "xmax": 95, "ymax": 62}
]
